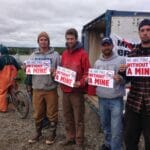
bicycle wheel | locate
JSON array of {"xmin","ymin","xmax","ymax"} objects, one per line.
[{"xmin": 13, "ymin": 91, "xmax": 29, "ymax": 119}]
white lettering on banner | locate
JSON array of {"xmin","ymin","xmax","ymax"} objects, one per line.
[
  {"xmin": 88, "ymin": 69, "xmax": 114, "ymax": 88},
  {"xmin": 25, "ymin": 60, "xmax": 51, "ymax": 75},
  {"xmin": 126, "ymin": 57, "xmax": 150, "ymax": 77},
  {"xmin": 55, "ymin": 66, "xmax": 76, "ymax": 87}
]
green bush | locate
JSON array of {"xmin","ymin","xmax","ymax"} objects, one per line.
[{"xmin": 17, "ymin": 69, "xmax": 26, "ymax": 83}]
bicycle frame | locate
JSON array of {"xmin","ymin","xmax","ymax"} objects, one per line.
[{"xmin": 7, "ymin": 79, "xmax": 29, "ymax": 119}]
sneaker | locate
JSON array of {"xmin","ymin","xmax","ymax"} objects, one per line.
[
  {"xmin": 100, "ymin": 144, "xmax": 110, "ymax": 150},
  {"xmin": 45, "ymin": 130, "xmax": 56, "ymax": 145},
  {"xmin": 45, "ymin": 136, "xmax": 56, "ymax": 145},
  {"xmin": 28, "ymin": 132, "xmax": 42, "ymax": 144}
]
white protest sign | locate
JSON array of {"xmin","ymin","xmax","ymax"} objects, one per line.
[
  {"xmin": 55, "ymin": 66, "xmax": 76, "ymax": 87},
  {"xmin": 88, "ymin": 69, "xmax": 114, "ymax": 88},
  {"xmin": 126, "ymin": 57, "xmax": 150, "ymax": 77},
  {"xmin": 25, "ymin": 60, "xmax": 51, "ymax": 75}
]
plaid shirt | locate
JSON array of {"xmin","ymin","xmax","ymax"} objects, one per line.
[{"xmin": 122, "ymin": 45, "xmax": 150, "ymax": 115}]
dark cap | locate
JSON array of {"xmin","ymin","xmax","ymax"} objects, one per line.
[
  {"xmin": 138, "ymin": 19, "xmax": 150, "ymax": 30},
  {"xmin": 101, "ymin": 37, "xmax": 113, "ymax": 45},
  {"xmin": 0, "ymin": 45, "xmax": 8, "ymax": 55}
]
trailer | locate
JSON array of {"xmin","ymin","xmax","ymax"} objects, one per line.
[
  {"xmin": 82, "ymin": 10, "xmax": 150, "ymax": 115},
  {"xmin": 82, "ymin": 10, "xmax": 150, "ymax": 66}
]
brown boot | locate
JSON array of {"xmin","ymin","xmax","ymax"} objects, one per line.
[
  {"xmin": 45, "ymin": 122, "xmax": 57, "ymax": 145},
  {"xmin": 28, "ymin": 123, "xmax": 42, "ymax": 144}
]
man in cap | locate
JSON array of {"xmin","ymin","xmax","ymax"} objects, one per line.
[
  {"xmin": 0, "ymin": 45, "xmax": 21, "ymax": 112},
  {"xmin": 94, "ymin": 37, "xmax": 126, "ymax": 150},
  {"xmin": 119, "ymin": 19, "xmax": 150, "ymax": 150},
  {"xmin": 27, "ymin": 32, "xmax": 60, "ymax": 145}
]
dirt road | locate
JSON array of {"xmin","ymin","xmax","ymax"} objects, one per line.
[
  {"xmin": 0, "ymin": 87, "xmax": 102, "ymax": 150},
  {"xmin": 0, "ymin": 85, "xmax": 145, "ymax": 150}
]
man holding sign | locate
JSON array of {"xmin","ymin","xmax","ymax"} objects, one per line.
[
  {"xmin": 94, "ymin": 37, "xmax": 125, "ymax": 150},
  {"xmin": 119, "ymin": 19, "xmax": 150, "ymax": 150},
  {"xmin": 27, "ymin": 32, "xmax": 60, "ymax": 145},
  {"xmin": 59, "ymin": 28, "xmax": 90, "ymax": 150}
]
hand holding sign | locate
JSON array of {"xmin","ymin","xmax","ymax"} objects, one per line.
[
  {"xmin": 113, "ymin": 74, "xmax": 123, "ymax": 83},
  {"xmin": 51, "ymin": 68, "xmax": 56, "ymax": 77},
  {"xmin": 119, "ymin": 64, "xmax": 128, "ymax": 72},
  {"xmin": 74, "ymin": 81, "xmax": 81, "ymax": 88},
  {"xmin": 55, "ymin": 66, "xmax": 76, "ymax": 87}
]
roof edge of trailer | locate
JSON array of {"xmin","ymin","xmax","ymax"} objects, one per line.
[
  {"xmin": 82, "ymin": 12, "xmax": 105, "ymax": 31},
  {"xmin": 83, "ymin": 9, "xmax": 150, "ymax": 31}
]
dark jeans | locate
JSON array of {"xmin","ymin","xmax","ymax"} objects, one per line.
[{"xmin": 124, "ymin": 106, "xmax": 150, "ymax": 150}]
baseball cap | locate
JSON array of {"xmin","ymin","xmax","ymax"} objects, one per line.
[{"xmin": 101, "ymin": 37, "xmax": 113, "ymax": 45}]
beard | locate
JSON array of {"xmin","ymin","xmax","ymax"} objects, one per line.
[
  {"xmin": 142, "ymin": 38, "xmax": 150, "ymax": 44},
  {"xmin": 103, "ymin": 50, "xmax": 113, "ymax": 58}
]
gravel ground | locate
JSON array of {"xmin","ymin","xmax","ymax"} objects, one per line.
[
  {"xmin": 0, "ymin": 85, "xmax": 145, "ymax": 150},
  {"xmin": 0, "ymin": 86, "xmax": 102, "ymax": 150}
]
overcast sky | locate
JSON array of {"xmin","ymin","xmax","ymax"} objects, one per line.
[{"xmin": 0, "ymin": 0, "xmax": 149, "ymax": 47}]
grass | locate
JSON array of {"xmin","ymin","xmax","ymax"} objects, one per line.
[{"xmin": 17, "ymin": 69, "xmax": 26, "ymax": 83}]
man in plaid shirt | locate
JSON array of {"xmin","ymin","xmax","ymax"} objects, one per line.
[{"xmin": 119, "ymin": 19, "xmax": 150, "ymax": 150}]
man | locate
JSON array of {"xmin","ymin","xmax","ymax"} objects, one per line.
[
  {"xmin": 0, "ymin": 45, "xmax": 21, "ymax": 112},
  {"xmin": 60, "ymin": 28, "xmax": 90, "ymax": 150},
  {"xmin": 94, "ymin": 37, "xmax": 125, "ymax": 150},
  {"xmin": 119, "ymin": 19, "xmax": 150, "ymax": 150},
  {"xmin": 27, "ymin": 32, "xmax": 60, "ymax": 145}
]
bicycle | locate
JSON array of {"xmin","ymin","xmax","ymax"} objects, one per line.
[{"xmin": 7, "ymin": 78, "xmax": 29, "ymax": 119}]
